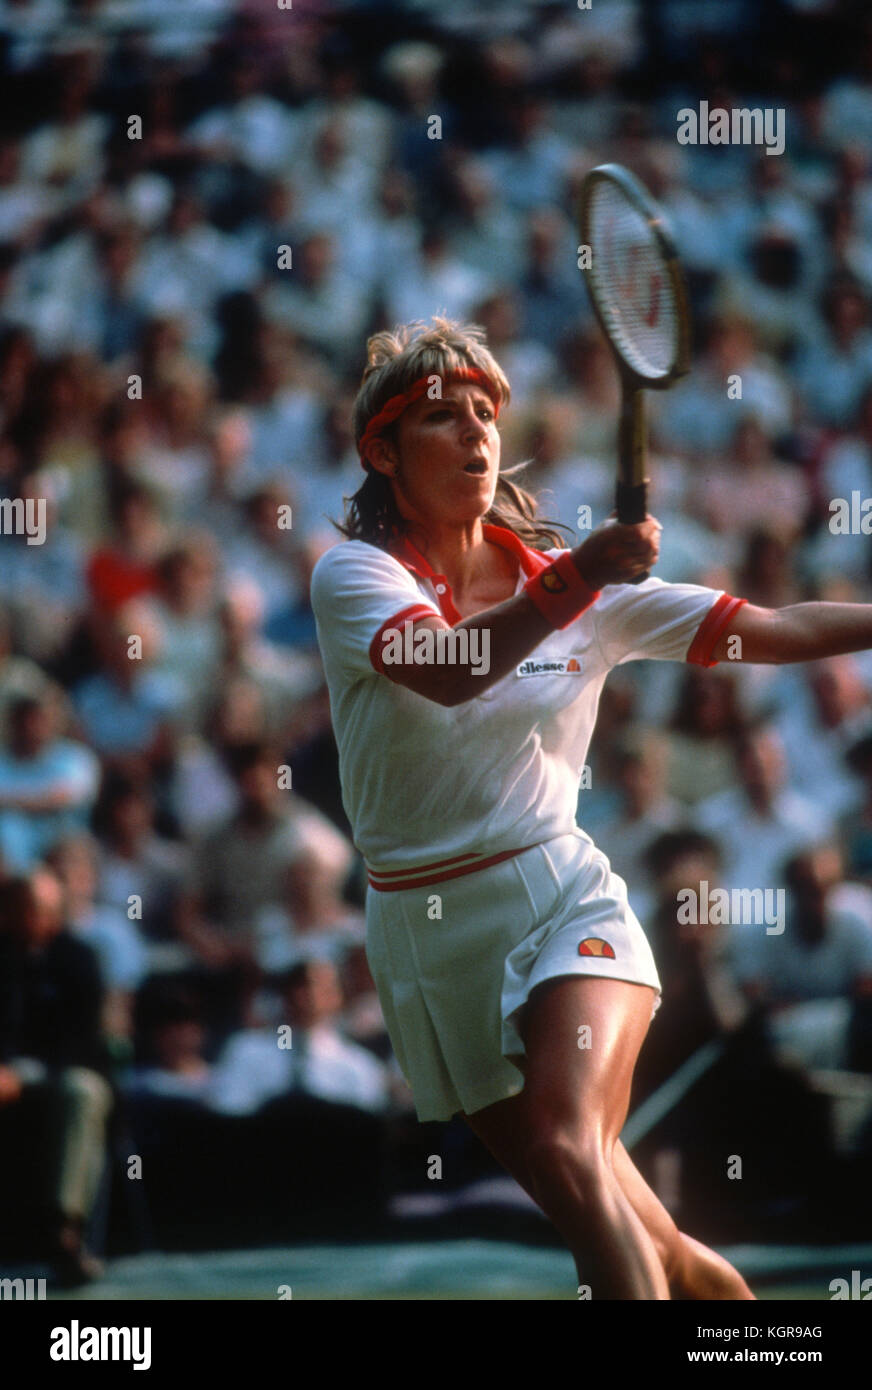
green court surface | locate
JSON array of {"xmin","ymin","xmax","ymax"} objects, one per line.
[{"xmin": 37, "ymin": 1239, "xmax": 872, "ymax": 1300}]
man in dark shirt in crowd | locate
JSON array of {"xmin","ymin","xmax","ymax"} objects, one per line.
[{"xmin": 0, "ymin": 868, "xmax": 111, "ymax": 1285}]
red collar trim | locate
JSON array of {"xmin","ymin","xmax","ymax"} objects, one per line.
[
  {"xmin": 481, "ymin": 524, "xmax": 552, "ymax": 578},
  {"xmin": 387, "ymin": 524, "xmax": 552, "ymax": 622}
]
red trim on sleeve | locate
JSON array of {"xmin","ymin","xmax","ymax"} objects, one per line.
[
  {"xmin": 686, "ymin": 594, "xmax": 748, "ymax": 668},
  {"xmin": 369, "ymin": 603, "xmax": 443, "ymax": 674}
]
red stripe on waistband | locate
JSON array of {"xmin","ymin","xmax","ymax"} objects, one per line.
[
  {"xmin": 367, "ymin": 844, "xmax": 528, "ymax": 892},
  {"xmin": 368, "ymin": 849, "xmax": 487, "ymax": 879}
]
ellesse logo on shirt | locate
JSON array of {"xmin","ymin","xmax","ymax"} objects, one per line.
[{"xmin": 516, "ymin": 657, "xmax": 583, "ymax": 677}]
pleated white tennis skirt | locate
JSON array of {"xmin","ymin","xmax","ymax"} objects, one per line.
[{"xmin": 364, "ymin": 827, "xmax": 661, "ymax": 1121}]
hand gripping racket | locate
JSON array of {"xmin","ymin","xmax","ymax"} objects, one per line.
[{"xmin": 579, "ymin": 163, "xmax": 691, "ymax": 581}]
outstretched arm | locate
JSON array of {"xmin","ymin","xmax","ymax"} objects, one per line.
[
  {"xmin": 379, "ymin": 517, "xmax": 661, "ymax": 707},
  {"xmin": 710, "ymin": 601, "xmax": 872, "ymax": 665}
]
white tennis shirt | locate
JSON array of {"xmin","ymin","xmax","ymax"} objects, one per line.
[{"xmin": 311, "ymin": 524, "xmax": 745, "ymax": 889}]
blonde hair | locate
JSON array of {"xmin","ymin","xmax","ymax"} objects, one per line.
[{"xmin": 336, "ymin": 316, "xmax": 571, "ymax": 551}]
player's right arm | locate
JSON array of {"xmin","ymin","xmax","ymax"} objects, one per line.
[
  {"xmin": 311, "ymin": 522, "xmax": 660, "ymax": 710},
  {"xmin": 379, "ymin": 600, "xmax": 550, "ymax": 707},
  {"xmin": 388, "ymin": 518, "xmax": 661, "ymax": 707}
]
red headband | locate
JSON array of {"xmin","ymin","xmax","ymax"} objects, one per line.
[{"xmin": 358, "ymin": 367, "xmax": 501, "ymax": 468}]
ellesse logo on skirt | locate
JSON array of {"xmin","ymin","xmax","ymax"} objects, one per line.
[{"xmin": 516, "ymin": 657, "xmax": 583, "ymax": 677}]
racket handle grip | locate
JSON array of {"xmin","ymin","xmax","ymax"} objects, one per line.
[
  {"xmin": 615, "ymin": 478, "xmax": 648, "ymax": 524},
  {"xmin": 617, "ymin": 387, "xmax": 650, "ymax": 584},
  {"xmin": 615, "ymin": 479, "xmax": 650, "ymax": 585}
]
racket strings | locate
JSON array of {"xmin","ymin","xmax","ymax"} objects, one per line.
[{"xmin": 587, "ymin": 180, "xmax": 679, "ymax": 380}]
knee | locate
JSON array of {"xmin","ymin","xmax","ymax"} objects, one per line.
[{"xmin": 522, "ymin": 1127, "xmax": 613, "ymax": 1207}]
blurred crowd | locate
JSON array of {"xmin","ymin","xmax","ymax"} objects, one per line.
[{"xmin": 2, "ymin": 0, "xmax": 872, "ymax": 1275}]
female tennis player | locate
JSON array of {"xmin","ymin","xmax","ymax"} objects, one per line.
[{"xmin": 311, "ymin": 317, "xmax": 872, "ymax": 1299}]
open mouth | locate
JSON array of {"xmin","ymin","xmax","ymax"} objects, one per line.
[{"xmin": 463, "ymin": 459, "xmax": 488, "ymax": 474}]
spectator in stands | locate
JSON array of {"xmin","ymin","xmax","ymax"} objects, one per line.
[
  {"xmin": 239, "ymin": 321, "xmax": 324, "ymax": 483},
  {"xmin": 481, "ymin": 94, "xmax": 575, "ymax": 215},
  {"xmin": 125, "ymin": 982, "xmax": 213, "ymax": 1103},
  {"xmin": 296, "ymin": 390, "xmax": 369, "ymax": 541},
  {"xmin": 216, "ymin": 580, "xmax": 322, "ymax": 740},
  {"xmin": 735, "ymin": 842, "xmax": 872, "ymax": 1070},
  {"xmin": 0, "ymin": 132, "xmax": 57, "ymax": 243},
  {"xmin": 387, "ymin": 223, "xmax": 492, "ymax": 333},
  {"xmin": 735, "ymin": 528, "xmax": 801, "ymax": 612},
  {"xmin": 83, "ymin": 220, "xmax": 148, "ymax": 363},
  {"xmin": 775, "ymin": 655, "xmax": 872, "ymax": 821},
  {"xmin": 177, "ymin": 740, "xmax": 354, "ymax": 967},
  {"xmin": 224, "ymin": 481, "xmax": 305, "ymax": 634},
  {"xmin": 443, "ymin": 158, "xmax": 524, "ymax": 285},
  {"xmin": 697, "ymin": 724, "xmax": 832, "ymax": 895},
  {"xmin": 591, "ymin": 726, "xmax": 685, "ymax": 926},
  {"xmin": 383, "ymin": 39, "xmax": 453, "ymax": 198},
  {"xmin": 20, "ymin": 48, "xmax": 106, "ymax": 209},
  {"xmin": 48, "ymin": 831, "xmax": 147, "ymax": 1046},
  {"xmin": 472, "ymin": 290, "xmax": 556, "ymax": 406},
  {"xmin": 634, "ymin": 830, "xmax": 747, "ymax": 1095},
  {"xmin": 692, "ymin": 416, "xmax": 808, "ymax": 555},
  {"xmin": 135, "ymin": 191, "xmax": 245, "ymax": 359},
  {"xmin": 269, "ymin": 229, "xmax": 371, "ymax": 371},
  {"xmin": 92, "ymin": 771, "xmax": 188, "ymax": 953},
  {"xmin": 0, "ymin": 604, "xmax": 50, "ymax": 739},
  {"xmin": 664, "ymin": 666, "xmax": 745, "ymax": 806},
  {"xmin": 654, "ymin": 313, "xmax": 792, "ymax": 456},
  {"xmin": 198, "ymin": 409, "xmax": 253, "ymax": 544},
  {"xmin": 0, "ymin": 471, "xmax": 86, "ymax": 664},
  {"xmin": 300, "ymin": 48, "xmax": 394, "ymax": 186},
  {"xmin": 821, "ymin": 22, "xmax": 872, "ymax": 149},
  {"xmin": 795, "ymin": 274, "xmax": 872, "ymax": 428},
  {"xmin": 254, "ymin": 815, "xmax": 363, "ymax": 972},
  {"xmin": 0, "ymin": 689, "xmax": 99, "ymax": 871},
  {"xmin": 0, "ymin": 868, "xmax": 111, "ymax": 1284},
  {"xmin": 210, "ymin": 958, "xmax": 389, "ymax": 1115},
  {"xmin": 85, "ymin": 478, "xmax": 165, "ymax": 616},
  {"xmin": 136, "ymin": 358, "xmax": 215, "ymax": 516},
  {"xmin": 187, "ymin": 52, "xmax": 298, "ymax": 177},
  {"xmin": 146, "ymin": 536, "xmax": 221, "ymax": 726},
  {"xmin": 806, "ymin": 381, "xmax": 872, "ymax": 587},
  {"xmin": 292, "ymin": 116, "xmax": 377, "ymax": 236},
  {"xmin": 517, "ymin": 206, "xmax": 587, "ymax": 347},
  {"xmin": 72, "ymin": 600, "xmax": 184, "ymax": 766},
  {"xmin": 560, "ymin": 326, "xmax": 623, "ymax": 462},
  {"xmin": 168, "ymin": 678, "xmax": 269, "ymax": 837}
]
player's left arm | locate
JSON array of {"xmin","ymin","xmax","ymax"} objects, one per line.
[{"xmin": 710, "ymin": 600, "xmax": 872, "ymax": 665}]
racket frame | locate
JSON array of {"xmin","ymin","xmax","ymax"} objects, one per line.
[{"xmin": 579, "ymin": 162, "xmax": 692, "ymax": 558}]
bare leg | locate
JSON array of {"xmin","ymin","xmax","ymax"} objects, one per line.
[
  {"xmin": 467, "ymin": 976, "xmax": 670, "ymax": 1298},
  {"xmin": 463, "ymin": 976, "xmax": 754, "ymax": 1299},
  {"xmin": 612, "ymin": 1142, "xmax": 755, "ymax": 1300}
]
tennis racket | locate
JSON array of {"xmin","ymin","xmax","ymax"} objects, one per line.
[{"xmin": 578, "ymin": 163, "xmax": 691, "ymax": 581}]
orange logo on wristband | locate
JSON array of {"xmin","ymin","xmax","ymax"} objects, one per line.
[{"xmin": 541, "ymin": 571, "xmax": 568, "ymax": 593}]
